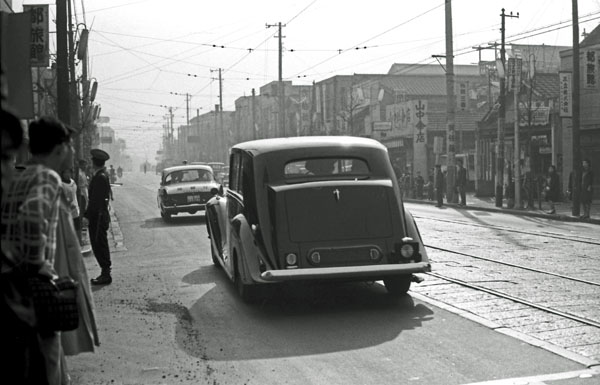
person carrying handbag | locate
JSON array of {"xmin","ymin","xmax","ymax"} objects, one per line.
[{"xmin": 1, "ymin": 117, "xmax": 75, "ymax": 385}]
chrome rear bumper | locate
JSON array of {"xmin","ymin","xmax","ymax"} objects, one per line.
[{"xmin": 260, "ymin": 262, "xmax": 431, "ymax": 282}]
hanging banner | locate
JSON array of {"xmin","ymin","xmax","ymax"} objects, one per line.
[
  {"xmin": 558, "ymin": 72, "xmax": 572, "ymax": 117},
  {"xmin": 23, "ymin": 5, "xmax": 49, "ymax": 67},
  {"xmin": 583, "ymin": 50, "xmax": 598, "ymax": 89}
]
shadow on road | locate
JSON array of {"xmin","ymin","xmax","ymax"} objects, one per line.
[
  {"xmin": 169, "ymin": 266, "xmax": 435, "ymax": 361},
  {"xmin": 141, "ymin": 215, "xmax": 206, "ymax": 229}
]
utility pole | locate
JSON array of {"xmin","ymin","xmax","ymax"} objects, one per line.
[
  {"xmin": 252, "ymin": 88, "xmax": 257, "ymax": 140},
  {"xmin": 267, "ymin": 22, "xmax": 286, "ymax": 137},
  {"xmin": 496, "ymin": 8, "xmax": 519, "ymax": 207},
  {"xmin": 445, "ymin": 0, "xmax": 456, "ymax": 204},
  {"xmin": 571, "ymin": 0, "xmax": 581, "ymax": 216},
  {"xmin": 56, "ymin": 0, "xmax": 70, "ymax": 125},
  {"xmin": 513, "ymin": 54, "xmax": 522, "ymax": 209}
]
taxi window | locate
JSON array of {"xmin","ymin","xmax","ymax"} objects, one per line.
[
  {"xmin": 284, "ymin": 158, "xmax": 370, "ymax": 178},
  {"xmin": 164, "ymin": 169, "xmax": 213, "ymax": 184}
]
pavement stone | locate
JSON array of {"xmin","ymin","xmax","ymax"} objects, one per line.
[{"xmin": 404, "ymin": 193, "xmax": 600, "ymax": 225}]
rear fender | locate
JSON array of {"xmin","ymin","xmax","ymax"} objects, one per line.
[
  {"xmin": 207, "ymin": 195, "xmax": 232, "ymax": 274},
  {"xmin": 403, "ymin": 209, "xmax": 429, "ymax": 263},
  {"xmin": 232, "ymin": 214, "xmax": 267, "ymax": 285}
]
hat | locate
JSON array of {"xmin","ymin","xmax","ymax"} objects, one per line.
[{"xmin": 90, "ymin": 148, "xmax": 110, "ymax": 161}]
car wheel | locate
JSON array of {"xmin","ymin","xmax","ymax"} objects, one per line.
[
  {"xmin": 160, "ymin": 209, "xmax": 171, "ymax": 221},
  {"xmin": 383, "ymin": 275, "xmax": 412, "ymax": 296},
  {"xmin": 235, "ymin": 262, "xmax": 259, "ymax": 303},
  {"xmin": 211, "ymin": 246, "xmax": 220, "ymax": 266}
]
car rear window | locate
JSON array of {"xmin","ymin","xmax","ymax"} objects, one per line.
[
  {"xmin": 284, "ymin": 158, "xmax": 370, "ymax": 179},
  {"xmin": 164, "ymin": 169, "xmax": 214, "ymax": 184}
]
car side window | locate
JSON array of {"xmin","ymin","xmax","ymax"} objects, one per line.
[{"xmin": 229, "ymin": 153, "xmax": 242, "ymax": 192}]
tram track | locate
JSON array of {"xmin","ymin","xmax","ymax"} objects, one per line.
[
  {"xmin": 419, "ymin": 244, "xmax": 600, "ymax": 329},
  {"xmin": 414, "ymin": 215, "xmax": 600, "ymax": 246},
  {"xmin": 424, "ymin": 244, "xmax": 600, "ymax": 287},
  {"xmin": 423, "ymin": 271, "xmax": 600, "ymax": 329}
]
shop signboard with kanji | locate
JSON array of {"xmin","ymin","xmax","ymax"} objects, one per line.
[
  {"xmin": 583, "ymin": 50, "xmax": 598, "ymax": 89},
  {"xmin": 558, "ymin": 72, "xmax": 572, "ymax": 117},
  {"xmin": 22, "ymin": 5, "xmax": 49, "ymax": 67}
]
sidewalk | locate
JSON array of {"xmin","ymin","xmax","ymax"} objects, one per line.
[{"xmin": 404, "ymin": 193, "xmax": 600, "ymax": 225}]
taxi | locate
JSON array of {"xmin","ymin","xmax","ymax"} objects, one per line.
[{"xmin": 157, "ymin": 164, "xmax": 220, "ymax": 220}]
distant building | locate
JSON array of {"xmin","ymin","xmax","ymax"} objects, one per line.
[{"xmin": 559, "ymin": 24, "xmax": 600, "ymax": 198}]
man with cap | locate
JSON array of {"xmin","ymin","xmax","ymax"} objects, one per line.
[{"xmin": 85, "ymin": 149, "xmax": 113, "ymax": 285}]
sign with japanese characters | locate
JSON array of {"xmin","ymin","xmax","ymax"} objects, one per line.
[
  {"xmin": 558, "ymin": 72, "xmax": 572, "ymax": 117},
  {"xmin": 23, "ymin": 5, "xmax": 49, "ymax": 67},
  {"xmin": 507, "ymin": 57, "xmax": 522, "ymax": 91},
  {"xmin": 583, "ymin": 50, "xmax": 598, "ymax": 89},
  {"xmin": 411, "ymin": 99, "xmax": 428, "ymax": 145},
  {"xmin": 412, "ymin": 99, "xmax": 428, "ymax": 180},
  {"xmin": 386, "ymin": 101, "xmax": 413, "ymax": 136}
]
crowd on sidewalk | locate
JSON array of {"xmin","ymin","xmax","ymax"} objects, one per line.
[
  {"xmin": 398, "ymin": 161, "xmax": 596, "ymax": 221},
  {"xmin": 1, "ymin": 104, "xmax": 115, "ymax": 383}
]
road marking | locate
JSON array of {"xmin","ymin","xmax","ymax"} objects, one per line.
[{"xmin": 460, "ymin": 368, "xmax": 599, "ymax": 385}]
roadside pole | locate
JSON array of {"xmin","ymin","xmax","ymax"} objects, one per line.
[
  {"xmin": 445, "ymin": 0, "xmax": 456, "ymax": 204},
  {"xmin": 514, "ymin": 56, "xmax": 522, "ymax": 209}
]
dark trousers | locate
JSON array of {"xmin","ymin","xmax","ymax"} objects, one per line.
[
  {"xmin": 88, "ymin": 213, "xmax": 111, "ymax": 273},
  {"xmin": 457, "ymin": 186, "xmax": 466, "ymax": 205},
  {"xmin": 435, "ymin": 189, "xmax": 444, "ymax": 207}
]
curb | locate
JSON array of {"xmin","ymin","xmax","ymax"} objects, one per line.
[
  {"xmin": 404, "ymin": 198, "xmax": 600, "ymax": 225},
  {"xmin": 409, "ymin": 291, "xmax": 600, "ymax": 369}
]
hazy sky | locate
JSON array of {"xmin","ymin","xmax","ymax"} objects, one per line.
[{"xmin": 13, "ymin": 0, "xmax": 600, "ymax": 162}]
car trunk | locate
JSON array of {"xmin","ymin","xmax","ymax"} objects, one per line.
[{"xmin": 269, "ymin": 180, "xmax": 400, "ymax": 268}]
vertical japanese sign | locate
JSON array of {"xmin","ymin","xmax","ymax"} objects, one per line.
[
  {"xmin": 412, "ymin": 99, "xmax": 427, "ymax": 144},
  {"xmin": 507, "ymin": 57, "xmax": 522, "ymax": 91},
  {"xmin": 23, "ymin": 5, "xmax": 49, "ymax": 67},
  {"xmin": 458, "ymin": 83, "xmax": 468, "ymax": 110},
  {"xmin": 558, "ymin": 72, "xmax": 572, "ymax": 117},
  {"xmin": 583, "ymin": 50, "xmax": 598, "ymax": 89},
  {"xmin": 412, "ymin": 99, "xmax": 428, "ymax": 177}
]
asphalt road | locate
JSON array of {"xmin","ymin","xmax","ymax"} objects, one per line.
[{"xmin": 67, "ymin": 172, "xmax": 596, "ymax": 385}]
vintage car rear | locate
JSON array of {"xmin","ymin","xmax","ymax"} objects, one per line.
[
  {"xmin": 207, "ymin": 136, "xmax": 430, "ymax": 300},
  {"xmin": 158, "ymin": 165, "xmax": 220, "ymax": 220}
]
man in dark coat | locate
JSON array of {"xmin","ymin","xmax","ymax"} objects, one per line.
[
  {"xmin": 456, "ymin": 159, "xmax": 467, "ymax": 206},
  {"xmin": 85, "ymin": 149, "xmax": 112, "ymax": 285},
  {"xmin": 434, "ymin": 164, "xmax": 444, "ymax": 207},
  {"xmin": 581, "ymin": 159, "xmax": 594, "ymax": 219}
]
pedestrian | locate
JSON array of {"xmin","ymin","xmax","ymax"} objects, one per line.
[
  {"xmin": 75, "ymin": 160, "xmax": 88, "ymax": 245},
  {"xmin": 1, "ymin": 116, "xmax": 75, "ymax": 385},
  {"xmin": 55, "ymin": 171, "xmax": 100, "ymax": 360},
  {"xmin": 426, "ymin": 171, "xmax": 434, "ymax": 201},
  {"xmin": 108, "ymin": 164, "xmax": 116, "ymax": 184},
  {"xmin": 1, "ymin": 109, "xmax": 50, "ymax": 385},
  {"xmin": 117, "ymin": 165, "xmax": 123, "ymax": 179},
  {"xmin": 581, "ymin": 159, "xmax": 594, "ymax": 219},
  {"xmin": 86, "ymin": 149, "xmax": 113, "ymax": 285},
  {"xmin": 456, "ymin": 159, "xmax": 467, "ymax": 206},
  {"xmin": 415, "ymin": 171, "xmax": 424, "ymax": 199},
  {"xmin": 61, "ymin": 168, "xmax": 80, "ymax": 220},
  {"xmin": 544, "ymin": 165, "xmax": 560, "ymax": 214},
  {"xmin": 434, "ymin": 164, "xmax": 444, "ymax": 207}
]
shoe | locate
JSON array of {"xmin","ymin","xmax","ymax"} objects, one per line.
[
  {"xmin": 548, "ymin": 210, "xmax": 556, "ymax": 214},
  {"xmin": 91, "ymin": 274, "xmax": 112, "ymax": 285}
]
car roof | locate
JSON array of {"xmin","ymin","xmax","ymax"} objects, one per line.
[
  {"xmin": 162, "ymin": 165, "xmax": 213, "ymax": 173},
  {"xmin": 233, "ymin": 136, "xmax": 386, "ymax": 155}
]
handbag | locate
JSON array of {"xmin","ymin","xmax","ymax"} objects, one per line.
[{"xmin": 28, "ymin": 274, "xmax": 79, "ymax": 333}]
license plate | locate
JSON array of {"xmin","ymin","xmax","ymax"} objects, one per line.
[{"xmin": 187, "ymin": 195, "xmax": 201, "ymax": 203}]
